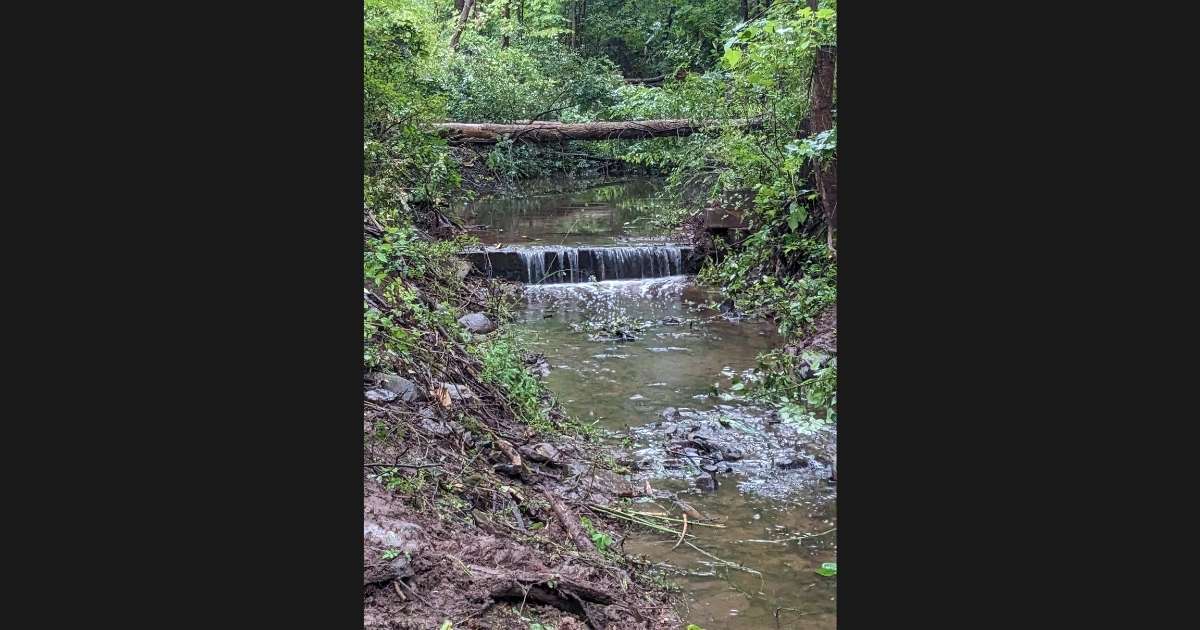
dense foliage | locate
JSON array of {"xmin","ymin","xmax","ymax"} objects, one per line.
[{"xmin": 364, "ymin": 0, "xmax": 837, "ymax": 421}]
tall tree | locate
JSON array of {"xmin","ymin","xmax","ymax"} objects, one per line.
[
  {"xmin": 807, "ymin": 0, "xmax": 837, "ymax": 253},
  {"xmin": 450, "ymin": 0, "xmax": 476, "ymax": 50},
  {"xmin": 502, "ymin": 0, "xmax": 511, "ymax": 48}
]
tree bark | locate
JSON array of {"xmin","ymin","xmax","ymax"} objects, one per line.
[
  {"xmin": 502, "ymin": 0, "xmax": 510, "ymax": 48},
  {"xmin": 432, "ymin": 118, "xmax": 763, "ymax": 144},
  {"xmin": 449, "ymin": 0, "xmax": 476, "ymax": 50},
  {"xmin": 807, "ymin": 0, "xmax": 837, "ymax": 252},
  {"xmin": 740, "ymin": 0, "xmax": 749, "ymax": 21},
  {"xmin": 623, "ymin": 75, "xmax": 664, "ymax": 85},
  {"xmin": 569, "ymin": 2, "xmax": 577, "ymax": 48}
]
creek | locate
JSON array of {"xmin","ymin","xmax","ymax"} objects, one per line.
[{"xmin": 464, "ymin": 178, "xmax": 837, "ymax": 630}]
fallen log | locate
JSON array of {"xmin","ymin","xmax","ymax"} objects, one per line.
[
  {"xmin": 542, "ymin": 487, "xmax": 596, "ymax": 553},
  {"xmin": 432, "ymin": 118, "xmax": 762, "ymax": 145}
]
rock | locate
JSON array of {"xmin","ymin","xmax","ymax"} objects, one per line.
[
  {"xmin": 674, "ymin": 500, "xmax": 702, "ymax": 520},
  {"xmin": 632, "ymin": 448, "xmax": 657, "ymax": 470},
  {"xmin": 363, "ymin": 520, "xmax": 423, "ymax": 583},
  {"xmin": 590, "ymin": 469, "xmax": 636, "ymax": 497},
  {"xmin": 661, "ymin": 407, "xmax": 679, "ymax": 421},
  {"xmin": 493, "ymin": 463, "xmax": 524, "ymax": 478},
  {"xmin": 796, "ymin": 443, "xmax": 834, "ymax": 468},
  {"xmin": 419, "ymin": 416, "xmax": 452, "ymax": 436},
  {"xmin": 526, "ymin": 358, "xmax": 551, "ymax": 378},
  {"xmin": 520, "ymin": 442, "xmax": 562, "ymax": 465},
  {"xmin": 687, "ymin": 422, "xmax": 744, "ymax": 461},
  {"xmin": 380, "ymin": 374, "xmax": 425, "ymax": 402},
  {"xmin": 364, "ymin": 520, "xmax": 423, "ymax": 549},
  {"xmin": 365, "ymin": 388, "xmax": 397, "ymax": 403},
  {"xmin": 694, "ymin": 474, "xmax": 717, "ymax": 492},
  {"xmin": 775, "ymin": 455, "xmax": 810, "ymax": 470},
  {"xmin": 717, "ymin": 445, "xmax": 744, "ymax": 461},
  {"xmin": 439, "ymin": 383, "xmax": 475, "ymax": 401},
  {"xmin": 458, "ymin": 312, "xmax": 497, "ymax": 334}
]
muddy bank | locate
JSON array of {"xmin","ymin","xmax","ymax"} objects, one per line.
[
  {"xmin": 364, "ymin": 302, "xmax": 680, "ymax": 628},
  {"xmin": 363, "ymin": 377, "xmax": 680, "ymax": 629}
]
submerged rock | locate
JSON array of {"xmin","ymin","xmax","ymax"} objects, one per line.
[
  {"xmin": 458, "ymin": 312, "xmax": 497, "ymax": 334},
  {"xmin": 694, "ymin": 474, "xmax": 717, "ymax": 492}
]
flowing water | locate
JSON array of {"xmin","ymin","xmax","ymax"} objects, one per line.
[{"xmin": 470, "ymin": 179, "xmax": 836, "ymax": 629}]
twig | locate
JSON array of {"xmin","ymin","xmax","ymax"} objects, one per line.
[
  {"xmin": 671, "ymin": 513, "xmax": 688, "ymax": 551},
  {"xmin": 622, "ymin": 510, "xmax": 725, "ymax": 528},
  {"xmin": 683, "ymin": 541, "xmax": 762, "ymax": 576},
  {"xmin": 365, "ymin": 462, "xmax": 445, "ymax": 470},
  {"xmin": 590, "ymin": 504, "xmax": 694, "ymax": 538}
]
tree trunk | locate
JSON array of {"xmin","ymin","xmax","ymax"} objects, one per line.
[
  {"xmin": 740, "ymin": 0, "xmax": 748, "ymax": 21},
  {"xmin": 432, "ymin": 118, "xmax": 763, "ymax": 144},
  {"xmin": 623, "ymin": 75, "xmax": 664, "ymax": 85},
  {"xmin": 502, "ymin": 0, "xmax": 510, "ymax": 48},
  {"xmin": 807, "ymin": 0, "xmax": 837, "ymax": 252},
  {"xmin": 449, "ymin": 0, "xmax": 476, "ymax": 50},
  {"xmin": 569, "ymin": 2, "xmax": 577, "ymax": 48}
]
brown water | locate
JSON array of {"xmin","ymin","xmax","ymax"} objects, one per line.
[
  {"xmin": 460, "ymin": 177, "xmax": 682, "ymax": 247},
  {"xmin": 486, "ymin": 179, "xmax": 837, "ymax": 629}
]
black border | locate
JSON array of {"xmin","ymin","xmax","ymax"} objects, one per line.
[{"xmin": 31, "ymin": 0, "xmax": 1142, "ymax": 626}]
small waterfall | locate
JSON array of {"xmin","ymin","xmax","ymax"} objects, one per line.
[
  {"xmin": 482, "ymin": 245, "xmax": 690, "ymax": 284},
  {"xmin": 567, "ymin": 249, "xmax": 579, "ymax": 283}
]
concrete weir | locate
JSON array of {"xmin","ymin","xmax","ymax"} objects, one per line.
[{"xmin": 463, "ymin": 245, "xmax": 699, "ymax": 283}]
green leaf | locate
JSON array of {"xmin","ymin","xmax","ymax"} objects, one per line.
[
  {"xmin": 815, "ymin": 562, "xmax": 837, "ymax": 577},
  {"xmin": 722, "ymin": 47, "xmax": 743, "ymax": 68}
]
